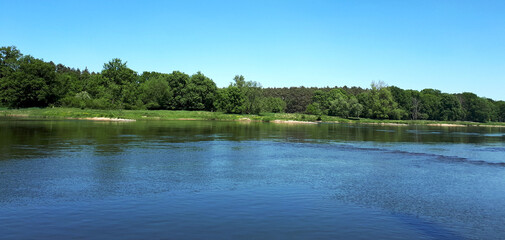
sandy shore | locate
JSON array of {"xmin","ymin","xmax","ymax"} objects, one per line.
[
  {"xmin": 3, "ymin": 112, "xmax": 505, "ymax": 127},
  {"xmin": 426, "ymin": 123, "xmax": 505, "ymax": 128},
  {"xmin": 362, "ymin": 122, "xmax": 408, "ymax": 126},
  {"xmin": 73, "ymin": 117, "xmax": 136, "ymax": 122},
  {"xmin": 426, "ymin": 123, "xmax": 466, "ymax": 127},
  {"xmin": 5, "ymin": 114, "xmax": 29, "ymax": 117},
  {"xmin": 175, "ymin": 118, "xmax": 198, "ymax": 120},
  {"xmin": 271, "ymin": 120, "xmax": 318, "ymax": 124}
]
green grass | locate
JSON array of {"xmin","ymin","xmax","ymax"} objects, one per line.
[{"xmin": 1, "ymin": 107, "xmax": 505, "ymax": 127}]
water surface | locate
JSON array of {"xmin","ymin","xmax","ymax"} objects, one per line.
[{"xmin": 1, "ymin": 119, "xmax": 505, "ymax": 239}]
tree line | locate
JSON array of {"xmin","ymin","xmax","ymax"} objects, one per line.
[{"xmin": 1, "ymin": 46, "xmax": 504, "ymax": 122}]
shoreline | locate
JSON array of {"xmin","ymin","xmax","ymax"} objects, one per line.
[
  {"xmin": 68, "ymin": 117, "xmax": 136, "ymax": 122},
  {"xmin": 271, "ymin": 120, "xmax": 318, "ymax": 124},
  {"xmin": 2, "ymin": 108, "xmax": 505, "ymax": 128}
]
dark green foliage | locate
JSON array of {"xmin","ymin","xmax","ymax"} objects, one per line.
[
  {"xmin": 306, "ymin": 102, "xmax": 323, "ymax": 116},
  {"xmin": 0, "ymin": 46, "xmax": 502, "ymax": 122},
  {"xmin": 459, "ymin": 92, "xmax": 493, "ymax": 122},
  {"xmin": 234, "ymin": 75, "xmax": 262, "ymax": 114},
  {"xmin": 0, "ymin": 55, "xmax": 56, "ymax": 108},
  {"xmin": 184, "ymin": 72, "xmax": 217, "ymax": 111},
  {"xmin": 348, "ymin": 97, "xmax": 364, "ymax": 118},
  {"xmin": 328, "ymin": 95, "xmax": 350, "ymax": 117},
  {"xmin": 261, "ymin": 97, "xmax": 286, "ymax": 113},
  {"xmin": 60, "ymin": 91, "xmax": 92, "ymax": 109},
  {"xmin": 311, "ymin": 88, "xmax": 359, "ymax": 117},
  {"xmin": 216, "ymin": 75, "xmax": 262, "ymax": 114},
  {"xmin": 166, "ymin": 71, "xmax": 190, "ymax": 109},
  {"xmin": 0, "ymin": 46, "xmax": 22, "ymax": 79},
  {"xmin": 363, "ymin": 82, "xmax": 400, "ymax": 119},
  {"xmin": 139, "ymin": 75, "xmax": 173, "ymax": 110},
  {"xmin": 389, "ymin": 86, "xmax": 411, "ymax": 120},
  {"xmin": 496, "ymin": 101, "xmax": 505, "ymax": 122},
  {"xmin": 102, "ymin": 58, "xmax": 136, "ymax": 86},
  {"xmin": 439, "ymin": 93, "xmax": 464, "ymax": 121},
  {"xmin": 101, "ymin": 58, "xmax": 139, "ymax": 109},
  {"xmin": 407, "ymin": 90, "xmax": 422, "ymax": 120},
  {"xmin": 419, "ymin": 89, "xmax": 443, "ymax": 120},
  {"xmin": 313, "ymin": 89, "xmax": 346, "ymax": 110},
  {"xmin": 263, "ymin": 87, "xmax": 315, "ymax": 113},
  {"xmin": 216, "ymin": 86, "xmax": 245, "ymax": 114}
]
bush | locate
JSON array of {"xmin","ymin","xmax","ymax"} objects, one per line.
[
  {"xmin": 306, "ymin": 102, "xmax": 323, "ymax": 115},
  {"xmin": 261, "ymin": 97, "xmax": 286, "ymax": 113},
  {"xmin": 60, "ymin": 91, "xmax": 92, "ymax": 109}
]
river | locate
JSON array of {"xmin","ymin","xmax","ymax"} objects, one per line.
[{"xmin": 1, "ymin": 118, "xmax": 504, "ymax": 239}]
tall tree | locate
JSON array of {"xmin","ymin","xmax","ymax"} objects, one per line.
[
  {"xmin": 166, "ymin": 71, "xmax": 190, "ymax": 109},
  {"xmin": 0, "ymin": 55, "xmax": 56, "ymax": 108},
  {"xmin": 348, "ymin": 97, "xmax": 364, "ymax": 118},
  {"xmin": 261, "ymin": 97, "xmax": 286, "ymax": 113},
  {"xmin": 496, "ymin": 101, "xmax": 505, "ymax": 122},
  {"xmin": 233, "ymin": 75, "xmax": 262, "ymax": 114},
  {"xmin": 365, "ymin": 82, "xmax": 400, "ymax": 119},
  {"xmin": 459, "ymin": 92, "xmax": 492, "ymax": 122},
  {"xmin": 0, "ymin": 46, "xmax": 22, "ymax": 79},
  {"xmin": 419, "ymin": 89, "xmax": 443, "ymax": 120},
  {"xmin": 184, "ymin": 72, "xmax": 217, "ymax": 111},
  {"xmin": 101, "ymin": 58, "xmax": 138, "ymax": 108},
  {"xmin": 216, "ymin": 86, "xmax": 245, "ymax": 114},
  {"xmin": 439, "ymin": 93, "xmax": 464, "ymax": 121},
  {"xmin": 139, "ymin": 74, "xmax": 173, "ymax": 110}
]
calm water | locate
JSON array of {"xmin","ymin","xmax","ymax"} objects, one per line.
[{"xmin": 1, "ymin": 119, "xmax": 505, "ymax": 239}]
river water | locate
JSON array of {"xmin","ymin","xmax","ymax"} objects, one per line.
[{"xmin": 1, "ymin": 118, "xmax": 504, "ymax": 239}]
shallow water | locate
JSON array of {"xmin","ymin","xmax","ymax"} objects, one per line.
[{"xmin": 1, "ymin": 119, "xmax": 505, "ymax": 239}]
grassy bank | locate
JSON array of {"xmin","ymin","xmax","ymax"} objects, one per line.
[{"xmin": 1, "ymin": 107, "xmax": 505, "ymax": 127}]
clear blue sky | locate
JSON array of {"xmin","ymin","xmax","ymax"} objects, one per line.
[{"xmin": 1, "ymin": 0, "xmax": 504, "ymax": 100}]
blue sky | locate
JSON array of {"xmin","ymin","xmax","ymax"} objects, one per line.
[{"xmin": 1, "ymin": 0, "xmax": 504, "ymax": 100}]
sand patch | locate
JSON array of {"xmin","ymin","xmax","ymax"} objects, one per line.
[
  {"xmin": 426, "ymin": 123, "xmax": 466, "ymax": 127},
  {"xmin": 77, "ymin": 117, "xmax": 135, "ymax": 122},
  {"xmin": 271, "ymin": 120, "xmax": 317, "ymax": 124},
  {"xmin": 362, "ymin": 122, "xmax": 408, "ymax": 126}
]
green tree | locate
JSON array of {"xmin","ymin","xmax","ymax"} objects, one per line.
[
  {"xmin": 263, "ymin": 87, "xmax": 316, "ymax": 113},
  {"xmin": 216, "ymin": 75, "xmax": 262, "ymax": 114},
  {"xmin": 54, "ymin": 69, "xmax": 83, "ymax": 103},
  {"xmin": 460, "ymin": 92, "xmax": 492, "ymax": 122},
  {"xmin": 366, "ymin": 81, "xmax": 399, "ymax": 119},
  {"xmin": 496, "ymin": 101, "xmax": 505, "ymax": 122},
  {"xmin": 328, "ymin": 95, "xmax": 350, "ymax": 117},
  {"xmin": 216, "ymin": 86, "xmax": 245, "ymax": 114},
  {"xmin": 102, "ymin": 58, "xmax": 137, "ymax": 85},
  {"xmin": 439, "ymin": 93, "xmax": 464, "ymax": 121},
  {"xmin": 0, "ymin": 55, "xmax": 56, "ymax": 108},
  {"xmin": 2, "ymin": 45, "xmax": 503, "ymax": 119},
  {"xmin": 306, "ymin": 102, "xmax": 323, "ymax": 116},
  {"xmin": 60, "ymin": 91, "xmax": 92, "ymax": 109},
  {"xmin": 389, "ymin": 86, "xmax": 411, "ymax": 120},
  {"xmin": 233, "ymin": 75, "xmax": 262, "ymax": 114},
  {"xmin": 100, "ymin": 58, "xmax": 138, "ymax": 108},
  {"xmin": 166, "ymin": 71, "xmax": 190, "ymax": 109},
  {"xmin": 0, "ymin": 46, "xmax": 22, "ymax": 79},
  {"xmin": 311, "ymin": 88, "xmax": 348, "ymax": 115},
  {"xmin": 348, "ymin": 97, "xmax": 364, "ymax": 118},
  {"xmin": 261, "ymin": 97, "xmax": 286, "ymax": 113},
  {"xmin": 403, "ymin": 90, "xmax": 422, "ymax": 120},
  {"xmin": 184, "ymin": 72, "xmax": 217, "ymax": 111},
  {"xmin": 357, "ymin": 91, "xmax": 372, "ymax": 118},
  {"xmin": 419, "ymin": 89, "xmax": 443, "ymax": 120},
  {"xmin": 139, "ymin": 75, "xmax": 173, "ymax": 110}
]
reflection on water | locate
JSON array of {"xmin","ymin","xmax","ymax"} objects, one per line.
[
  {"xmin": 0, "ymin": 118, "xmax": 504, "ymax": 239},
  {"xmin": 2, "ymin": 119, "xmax": 504, "ymax": 160}
]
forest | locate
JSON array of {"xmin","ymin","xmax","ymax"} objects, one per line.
[{"xmin": 1, "ymin": 46, "xmax": 504, "ymax": 122}]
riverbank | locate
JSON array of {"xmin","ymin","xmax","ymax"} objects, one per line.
[{"xmin": 1, "ymin": 107, "xmax": 504, "ymax": 127}]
